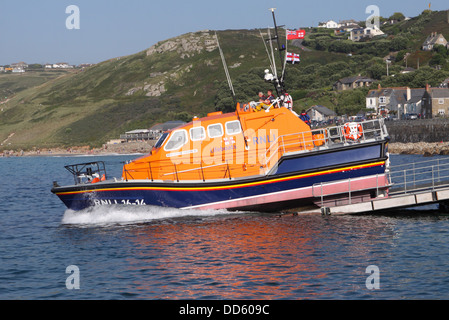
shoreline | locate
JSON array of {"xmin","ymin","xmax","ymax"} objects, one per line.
[
  {"xmin": 3, "ymin": 141, "xmax": 449, "ymax": 158},
  {"xmin": 1, "ymin": 141, "xmax": 154, "ymax": 158}
]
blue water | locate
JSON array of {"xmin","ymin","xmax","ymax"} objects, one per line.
[{"xmin": 1, "ymin": 153, "xmax": 449, "ymax": 300}]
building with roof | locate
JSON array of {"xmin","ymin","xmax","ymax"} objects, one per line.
[
  {"xmin": 333, "ymin": 75, "xmax": 374, "ymax": 91},
  {"xmin": 349, "ymin": 26, "xmax": 384, "ymax": 42},
  {"xmin": 422, "ymin": 32, "xmax": 448, "ymax": 51},
  {"xmin": 306, "ymin": 105, "xmax": 336, "ymax": 122},
  {"xmin": 366, "ymin": 86, "xmax": 426, "ymax": 118},
  {"xmin": 422, "ymin": 85, "xmax": 449, "ymax": 118},
  {"xmin": 118, "ymin": 121, "xmax": 187, "ymax": 142}
]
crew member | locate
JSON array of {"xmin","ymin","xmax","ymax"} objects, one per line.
[{"xmin": 299, "ymin": 110, "xmax": 311, "ymax": 126}]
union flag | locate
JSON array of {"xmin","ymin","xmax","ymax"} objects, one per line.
[{"xmin": 287, "ymin": 29, "xmax": 306, "ymax": 40}]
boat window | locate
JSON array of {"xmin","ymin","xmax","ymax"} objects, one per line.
[
  {"xmin": 207, "ymin": 123, "xmax": 223, "ymax": 138},
  {"xmin": 190, "ymin": 126, "xmax": 206, "ymax": 141},
  {"xmin": 225, "ymin": 120, "xmax": 242, "ymax": 135},
  {"xmin": 154, "ymin": 132, "xmax": 169, "ymax": 149},
  {"xmin": 164, "ymin": 130, "xmax": 188, "ymax": 151}
]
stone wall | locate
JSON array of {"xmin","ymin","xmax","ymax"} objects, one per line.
[{"xmin": 385, "ymin": 118, "xmax": 449, "ymax": 143}]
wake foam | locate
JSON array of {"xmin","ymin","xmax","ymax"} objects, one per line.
[{"xmin": 61, "ymin": 205, "xmax": 236, "ymax": 227}]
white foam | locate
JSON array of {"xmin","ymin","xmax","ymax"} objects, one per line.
[{"xmin": 61, "ymin": 204, "xmax": 235, "ymax": 227}]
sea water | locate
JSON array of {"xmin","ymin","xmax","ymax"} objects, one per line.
[{"xmin": 1, "ymin": 154, "xmax": 449, "ymax": 300}]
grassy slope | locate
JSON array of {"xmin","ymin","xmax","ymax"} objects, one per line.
[{"xmin": 0, "ymin": 29, "xmax": 275, "ymax": 150}]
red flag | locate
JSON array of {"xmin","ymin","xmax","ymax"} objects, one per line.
[
  {"xmin": 286, "ymin": 52, "xmax": 300, "ymax": 64},
  {"xmin": 287, "ymin": 29, "xmax": 306, "ymax": 40}
]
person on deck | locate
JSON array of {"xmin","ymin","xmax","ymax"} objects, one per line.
[
  {"xmin": 265, "ymin": 90, "xmax": 276, "ymax": 105},
  {"xmin": 299, "ymin": 110, "xmax": 311, "ymax": 126}
]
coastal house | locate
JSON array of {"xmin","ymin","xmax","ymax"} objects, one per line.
[
  {"xmin": 339, "ymin": 19, "xmax": 358, "ymax": 27},
  {"xmin": 422, "ymin": 85, "xmax": 449, "ymax": 118},
  {"xmin": 422, "ymin": 32, "xmax": 448, "ymax": 51},
  {"xmin": 78, "ymin": 63, "xmax": 94, "ymax": 69},
  {"xmin": 53, "ymin": 62, "xmax": 73, "ymax": 69},
  {"xmin": 318, "ymin": 20, "xmax": 339, "ymax": 29},
  {"xmin": 349, "ymin": 26, "xmax": 384, "ymax": 42},
  {"xmin": 12, "ymin": 67, "xmax": 25, "ymax": 73},
  {"xmin": 366, "ymin": 86, "xmax": 425, "ymax": 118},
  {"xmin": 10, "ymin": 62, "xmax": 28, "ymax": 69},
  {"xmin": 120, "ymin": 129, "xmax": 152, "ymax": 142},
  {"xmin": 333, "ymin": 75, "xmax": 374, "ymax": 91},
  {"xmin": 306, "ymin": 105, "xmax": 336, "ymax": 122}
]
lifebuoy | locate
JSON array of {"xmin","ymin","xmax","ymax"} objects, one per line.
[{"xmin": 343, "ymin": 122, "xmax": 363, "ymax": 140}]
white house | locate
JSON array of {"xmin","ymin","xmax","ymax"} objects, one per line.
[
  {"xmin": 12, "ymin": 67, "xmax": 25, "ymax": 73},
  {"xmin": 53, "ymin": 62, "xmax": 73, "ymax": 69},
  {"xmin": 318, "ymin": 20, "xmax": 339, "ymax": 29}
]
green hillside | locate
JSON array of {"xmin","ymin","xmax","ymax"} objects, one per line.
[{"xmin": 1, "ymin": 9, "xmax": 449, "ymax": 151}]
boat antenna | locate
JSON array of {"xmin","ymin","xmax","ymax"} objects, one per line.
[
  {"xmin": 270, "ymin": 8, "xmax": 285, "ymax": 74},
  {"xmin": 280, "ymin": 29, "xmax": 288, "ymax": 84},
  {"xmin": 265, "ymin": 8, "xmax": 286, "ymax": 97},
  {"xmin": 215, "ymin": 32, "xmax": 248, "ymax": 149},
  {"xmin": 215, "ymin": 32, "xmax": 237, "ymax": 107},
  {"xmin": 260, "ymin": 29, "xmax": 275, "ymax": 76},
  {"xmin": 267, "ymin": 28, "xmax": 279, "ymax": 85}
]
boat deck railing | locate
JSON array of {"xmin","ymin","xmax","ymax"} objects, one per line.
[
  {"xmin": 312, "ymin": 173, "xmax": 389, "ymax": 207},
  {"xmin": 388, "ymin": 158, "xmax": 449, "ymax": 195},
  {"xmin": 262, "ymin": 118, "xmax": 388, "ymax": 167}
]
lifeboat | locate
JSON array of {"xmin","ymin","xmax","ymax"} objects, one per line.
[{"xmin": 51, "ymin": 10, "xmax": 391, "ymax": 213}]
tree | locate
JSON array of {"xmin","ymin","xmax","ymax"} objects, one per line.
[
  {"xmin": 367, "ymin": 63, "xmax": 385, "ymax": 80},
  {"xmin": 388, "ymin": 12, "xmax": 405, "ymax": 21},
  {"xmin": 390, "ymin": 36, "xmax": 409, "ymax": 51}
]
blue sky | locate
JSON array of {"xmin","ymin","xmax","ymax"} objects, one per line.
[{"xmin": 0, "ymin": 0, "xmax": 448, "ymax": 65}]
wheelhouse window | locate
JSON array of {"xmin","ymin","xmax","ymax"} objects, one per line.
[
  {"xmin": 207, "ymin": 123, "xmax": 223, "ymax": 138},
  {"xmin": 190, "ymin": 126, "xmax": 206, "ymax": 141},
  {"xmin": 154, "ymin": 132, "xmax": 169, "ymax": 149},
  {"xmin": 225, "ymin": 121, "xmax": 242, "ymax": 135},
  {"xmin": 164, "ymin": 130, "xmax": 188, "ymax": 151}
]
